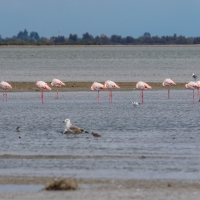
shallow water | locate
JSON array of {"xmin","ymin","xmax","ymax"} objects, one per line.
[
  {"xmin": 1, "ymin": 90, "xmax": 200, "ymax": 180},
  {"xmin": 0, "ymin": 46, "xmax": 200, "ymax": 82},
  {"xmin": 0, "ymin": 185, "xmax": 43, "ymax": 191}
]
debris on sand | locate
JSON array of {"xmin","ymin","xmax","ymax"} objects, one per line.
[{"xmin": 45, "ymin": 178, "xmax": 78, "ymax": 191}]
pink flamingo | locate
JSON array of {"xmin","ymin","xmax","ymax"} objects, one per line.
[
  {"xmin": 196, "ymin": 81, "xmax": 200, "ymax": 101},
  {"xmin": 0, "ymin": 81, "xmax": 12, "ymax": 102},
  {"xmin": 104, "ymin": 80, "xmax": 120, "ymax": 103},
  {"xmin": 36, "ymin": 81, "xmax": 51, "ymax": 104},
  {"xmin": 91, "ymin": 82, "xmax": 107, "ymax": 103},
  {"xmin": 136, "ymin": 81, "xmax": 152, "ymax": 104},
  {"xmin": 51, "ymin": 78, "xmax": 65, "ymax": 99},
  {"xmin": 162, "ymin": 78, "xmax": 176, "ymax": 99},
  {"xmin": 185, "ymin": 81, "xmax": 198, "ymax": 103}
]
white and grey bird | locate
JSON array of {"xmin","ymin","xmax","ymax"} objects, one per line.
[
  {"xmin": 63, "ymin": 119, "xmax": 85, "ymax": 135},
  {"xmin": 132, "ymin": 102, "xmax": 140, "ymax": 106},
  {"xmin": 192, "ymin": 73, "xmax": 198, "ymax": 81},
  {"xmin": 16, "ymin": 126, "xmax": 20, "ymax": 132}
]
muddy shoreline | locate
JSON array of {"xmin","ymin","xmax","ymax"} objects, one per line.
[
  {"xmin": 0, "ymin": 176, "xmax": 200, "ymax": 200},
  {"xmin": 7, "ymin": 82, "xmax": 186, "ymax": 92}
]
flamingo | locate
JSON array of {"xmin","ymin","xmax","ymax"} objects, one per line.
[
  {"xmin": 162, "ymin": 78, "xmax": 176, "ymax": 99},
  {"xmin": 0, "ymin": 81, "xmax": 12, "ymax": 102},
  {"xmin": 104, "ymin": 80, "xmax": 120, "ymax": 103},
  {"xmin": 196, "ymin": 81, "xmax": 200, "ymax": 102},
  {"xmin": 36, "ymin": 81, "xmax": 51, "ymax": 104},
  {"xmin": 136, "ymin": 81, "xmax": 152, "ymax": 104},
  {"xmin": 51, "ymin": 78, "xmax": 65, "ymax": 99},
  {"xmin": 185, "ymin": 81, "xmax": 198, "ymax": 103},
  {"xmin": 91, "ymin": 82, "xmax": 107, "ymax": 103}
]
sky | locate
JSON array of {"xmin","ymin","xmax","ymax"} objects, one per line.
[{"xmin": 1, "ymin": 0, "xmax": 200, "ymax": 39}]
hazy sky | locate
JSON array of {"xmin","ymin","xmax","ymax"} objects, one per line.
[{"xmin": 1, "ymin": 0, "xmax": 200, "ymax": 38}]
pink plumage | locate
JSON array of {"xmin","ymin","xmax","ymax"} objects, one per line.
[
  {"xmin": 136, "ymin": 81, "xmax": 152, "ymax": 103},
  {"xmin": 36, "ymin": 81, "xmax": 51, "ymax": 104},
  {"xmin": 0, "ymin": 81, "xmax": 12, "ymax": 102},
  {"xmin": 104, "ymin": 80, "xmax": 120, "ymax": 103},
  {"xmin": 91, "ymin": 82, "xmax": 107, "ymax": 103},
  {"xmin": 51, "ymin": 78, "xmax": 65, "ymax": 99},
  {"xmin": 162, "ymin": 78, "xmax": 176, "ymax": 99},
  {"xmin": 185, "ymin": 81, "xmax": 198, "ymax": 103}
]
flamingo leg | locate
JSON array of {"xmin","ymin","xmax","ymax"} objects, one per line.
[
  {"xmin": 198, "ymin": 89, "xmax": 200, "ymax": 102},
  {"xmin": 98, "ymin": 90, "xmax": 100, "ymax": 103},
  {"xmin": 168, "ymin": 86, "xmax": 170, "ymax": 99},
  {"xmin": 3, "ymin": 90, "xmax": 7, "ymax": 102},
  {"xmin": 56, "ymin": 87, "xmax": 58, "ymax": 99},
  {"xmin": 111, "ymin": 90, "xmax": 112, "ymax": 103},
  {"xmin": 41, "ymin": 90, "xmax": 44, "ymax": 104},
  {"xmin": 193, "ymin": 89, "xmax": 194, "ymax": 104},
  {"xmin": 141, "ymin": 90, "xmax": 144, "ymax": 104}
]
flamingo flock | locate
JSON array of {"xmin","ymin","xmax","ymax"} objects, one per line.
[{"xmin": 0, "ymin": 74, "xmax": 200, "ymax": 104}]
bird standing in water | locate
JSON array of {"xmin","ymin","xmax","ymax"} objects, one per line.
[
  {"xmin": 51, "ymin": 78, "xmax": 65, "ymax": 99},
  {"xmin": 91, "ymin": 82, "xmax": 107, "ymax": 103},
  {"xmin": 162, "ymin": 78, "xmax": 176, "ymax": 99},
  {"xmin": 0, "ymin": 81, "xmax": 12, "ymax": 102},
  {"xmin": 36, "ymin": 81, "xmax": 51, "ymax": 104},
  {"xmin": 104, "ymin": 80, "xmax": 120, "ymax": 103},
  {"xmin": 136, "ymin": 81, "xmax": 152, "ymax": 104}
]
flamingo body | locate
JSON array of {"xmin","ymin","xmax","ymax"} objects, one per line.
[
  {"xmin": 162, "ymin": 78, "xmax": 176, "ymax": 86},
  {"xmin": 0, "ymin": 81, "xmax": 12, "ymax": 102},
  {"xmin": 136, "ymin": 81, "xmax": 152, "ymax": 103},
  {"xmin": 185, "ymin": 81, "xmax": 198, "ymax": 103},
  {"xmin": 91, "ymin": 82, "xmax": 107, "ymax": 103},
  {"xmin": 104, "ymin": 80, "xmax": 120, "ymax": 103},
  {"xmin": 36, "ymin": 81, "xmax": 51, "ymax": 104},
  {"xmin": 162, "ymin": 78, "xmax": 176, "ymax": 99},
  {"xmin": 51, "ymin": 78, "xmax": 65, "ymax": 99}
]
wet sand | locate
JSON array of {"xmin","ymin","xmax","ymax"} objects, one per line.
[
  {"xmin": 0, "ymin": 176, "xmax": 200, "ymax": 200},
  {"xmin": 9, "ymin": 82, "xmax": 186, "ymax": 92}
]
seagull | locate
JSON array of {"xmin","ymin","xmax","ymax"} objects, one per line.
[
  {"xmin": 192, "ymin": 73, "xmax": 198, "ymax": 81},
  {"xmin": 16, "ymin": 126, "xmax": 20, "ymax": 132},
  {"xmin": 132, "ymin": 102, "xmax": 140, "ymax": 106},
  {"xmin": 63, "ymin": 119, "xmax": 85, "ymax": 135}
]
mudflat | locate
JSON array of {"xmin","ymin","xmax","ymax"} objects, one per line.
[
  {"xmin": 9, "ymin": 82, "xmax": 186, "ymax": 92},
  {"xmin": 0, "ymin": 176, "xmax": 200, "ymax": 200}
]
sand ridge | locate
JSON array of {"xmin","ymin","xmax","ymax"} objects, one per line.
[{"xmin": 8, "ymin": 82, "xmax": 186, "ymax": 92}]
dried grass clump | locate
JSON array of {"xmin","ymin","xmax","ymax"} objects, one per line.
[{"xmin": 45, "ymin": 178, "xmax": 78, "ymax": 191}]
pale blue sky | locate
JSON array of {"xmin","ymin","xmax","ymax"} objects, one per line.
[{"xmin": 1, "ymin": 0, "xmax": 200, "ymax": 38}]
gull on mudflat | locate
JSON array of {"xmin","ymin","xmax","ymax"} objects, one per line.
[
  {"xmin": 63, "ymin": 119, "xmax": 85, "ymax": 135},
  {"xmin": 132, "ymin": 102, "xmax": 140, "ymax": 106},
  {"xmin": 192, "ymin": 73, "xmax": 198, "ymax": 81}
]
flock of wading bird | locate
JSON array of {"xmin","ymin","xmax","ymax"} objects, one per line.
[{"xmin": 0, "ymin": 73, "xmax": 199, "ymax": 104}]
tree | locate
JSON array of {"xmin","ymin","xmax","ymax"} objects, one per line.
[
  {"xmin": 30, "ymin": 31, "xmax": 40, "ymax": 41},
  {"xmin": 125, "ymin": 36, "xmax": 135, "ymax": 44},
  {"xmin": 82, "ymin": 32, "xmax": 93, "ymax": 42},
  {"xmin": 111, "ymin": 35, "xmax": 122, "ymax": 44},
  {"xmin": 17, "ymin": 29, "xmax": 29, "ymax": 41},
  {"xmin": 69, "ymin": 34, "xmax": 78, "ymax": 42},
  {"xmin": 143, "ymin": 32, "xmax": 151, "ymax": 38}
]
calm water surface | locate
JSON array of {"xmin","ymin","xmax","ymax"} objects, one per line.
[
  {"xmin": 1, "ymin": 90, "xmax": 200, "ymax": 180},
  {"xmin": 0, "ymin": 46, "xmax": 200, "ymax": 82}
]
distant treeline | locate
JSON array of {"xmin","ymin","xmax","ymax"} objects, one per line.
[{"xmin": 1, "ymin": 29, "xmax": 200, "ymax": 45}]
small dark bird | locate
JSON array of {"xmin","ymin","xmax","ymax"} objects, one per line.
[
  {"xmin": 91, "ymin": 132, "xmax": 101, "ymax": 137},
  {"xmin": 16, "ymin": 126, "xmax": 20, "ymax": 132},
  {"xmin": 192, "ymin": 73, "xmax": 198, "ymax": 81}
]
